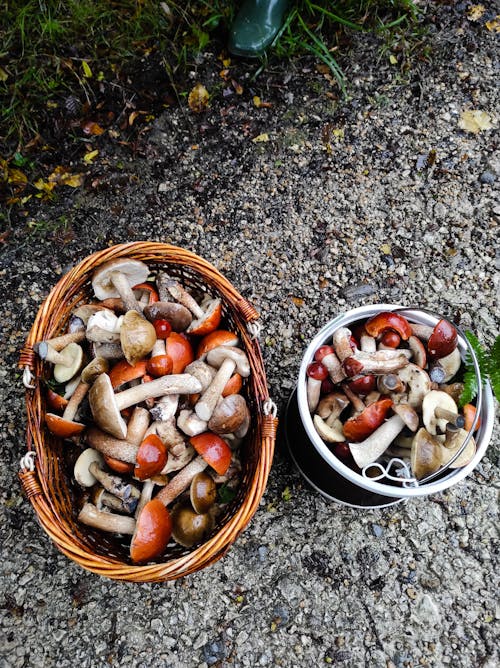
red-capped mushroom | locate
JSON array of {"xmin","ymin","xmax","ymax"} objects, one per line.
[
  {"xmin": 314, "ymin": 345, "xmax": 345, "ymax": 384},
  {"xmin": 109, "ymin": 359, "xmax": 148, "ymax": 389},
  {"xmin": 306, "ymin": 361, "xmax": 328, "ymax": 412},
  {"xmin": 189, "ymin": 431, "xmax": 232, "ymax": 475},
  {"xmin": 130, "ymin": 499, "xmax": 172, "ymax": 563},
  {"xmin": 342, "ymin": 397, "xmax": 393, "ymax": 442},
  {"xmin": 364, "ymin": 311, "xmax": 412, "ymax": 340},
  {"xmin": 427, "ymin": 319, "xmax": 458, "ymax": 360},
  {"xmin": 134, "ymin": 434, "xmax": 168, "ymax": 481},
  {"xmin": 165, "ymin": 332, "xmax": 194, "ymax": 374},
  {"xmin": 196, "ymin": 330, "xmax": 239, "ymax": 360}
]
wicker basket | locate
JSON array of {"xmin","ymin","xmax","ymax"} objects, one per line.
[{"xmin": 18, "ymin": 242, "xmax": 277, "ymax": 582}]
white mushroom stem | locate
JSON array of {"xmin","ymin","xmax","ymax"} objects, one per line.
[
  {"xmin": 34, "ymin": 330, "xmax": 85, "ymax": 355},
  {"xmin": 147, "ymin": 417, "xmax": 185, "ymax": 451},
  {"xmin": 156, "ymin": 456, "xmax": 208, "ymax": 506},
  {"xmin": 94, "ymin": 488, "xmax": 135, "ymax": 514},
  {"xmin": 161, "ymin": 443, "xmax": 196, "ymax": 474},
  {"xmin": 109, "ymin": 270, "xmax": 145, "ymax": 313},
  {"xmin": 86, "ymin": 427, "xmax": 140, "ymax": 463},
  {"xmin": 156, "ymin": 272, "xmax": 174, "ymax": 302},
  {"xmin": 78, "ymin": 502, "xmax": 136, "ymax": 534},
  {"xmin": 348, "ymin": 415, "xmax": 406, "ymax": 468},
  {"xmin": 166, "ymin": 280, "xmax": 204, "ymax": 318},
  {"xmin": 177, "ymin": 409, "xmax": 208, "ymax": 436},
  {"xmin": 135, "ymin": 479, "xmax": 155, "ymax": 519},
  {"xmin": 350, "ymin": 350, "xmax": 409, "ymax": 374},
  {"xmin": 115, "ymin": 374, "xmax": 201, "ymax": 411},
  {"xmin": 150, "ymin": 394, "xmax": 179, "ymax": 422},
  {"xmin": 61, "ymin": 381, "xmax": 90, "ymax": 422},
  {"xmin": 151, "ymin": 338, "xmax": 167, "ymax": 357},
  {"xmin": 195, "ymin": 358, "xmax": 236, "ymax": 421},
  {"xmin": 360, "ymin": 334, "xmax": 377, "ymax": 353},
  {"xmin": 37, "ymin": 344, "xmax": 75, "ymax": 366},
  {"xmin": 342, "ymin": 385, "xmax": 366, "ymax": 414},
  {"xmin": 126, "ymin": 407, "xmax": 151, "ymax": 445},
  {"xmin": 307, "ymin": 377, "xmax": 322, "ymax": 413},
  {"xmin": 89, "ymin": 462, "xmax": 141, "ymax": 501},
  {"xmin": 410, "ymin": 323, "xmax": 433, "ymax": 341},
  {"xmin": 332, "ymin": 327, "xmax": 355, "ymax": 362},
  {"xmin": 321, "ymin": 351, "xmax": 345, "ymax": 383}
]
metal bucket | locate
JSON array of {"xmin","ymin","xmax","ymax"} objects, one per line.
[{"xmin": 287, "ymin": 304, "xmax": 495, "ymax": 508}]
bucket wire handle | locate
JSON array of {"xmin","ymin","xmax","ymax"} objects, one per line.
[{"xmin": 362, "ymin": 458, "xmax": 419, "ymax": 487}]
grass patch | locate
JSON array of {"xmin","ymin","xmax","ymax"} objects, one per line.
[{"xmin": 0, "ymin": 0, "xmax": 419, "ymax": 157}]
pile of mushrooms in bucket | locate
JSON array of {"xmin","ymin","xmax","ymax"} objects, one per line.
[
  {"xmin": 304, "ymin": 310, "xmax": 481, "ymax": 487},
  {"xmin": 35, "ymin": 258, "xmax": 251, "ymax": 564}
]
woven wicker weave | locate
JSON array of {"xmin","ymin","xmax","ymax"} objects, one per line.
[{"xmin": 18, "ymin": 242, "xmax": 277, "ymax": 582}]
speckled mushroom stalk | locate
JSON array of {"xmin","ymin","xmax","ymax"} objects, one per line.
[
  {"xmin": 78, "ymin": 502, "xmax": 136, "ymax": 534},
  {"xmin": 34, "ymin": 330, "xmax": 85, "ymax": 355},
  {"xmin": 155, "ymin": 456, "xmax": 208, "ymax": 506},
  {"xmin": 88, "ymin": 461, "xmax": 141, "ymax": 503},
  {"xmin": 195, "ymin": 347, "xmax": 250, "ymax": 421}
]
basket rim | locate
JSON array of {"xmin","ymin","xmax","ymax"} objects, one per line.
[{"xmin": 20, "ymin": 242, "xmax": 277, "ymax": 581}]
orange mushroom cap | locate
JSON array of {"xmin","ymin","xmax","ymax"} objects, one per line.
[
  {"xmin": 343, "ymin": 398, "xmax": 393, "ymax": 442},
  {"xmin": 196, "ymin": 330, "xmax": 239, "ymax": 359},
  {"xmin": 222, "ymin": 372, "xmax": 243, "ymax": 397},
  {"xmin": 165, "ymin": 332, "xmax": 194, "ymax": 374},
  {"xmin": 109, "ymin": 359, "xmax": 148, "ymax": 389},
  {"xmin": 133, "ymin": 282, "xmax": 159, "ymax": 305},
  {"xmin": 187, "ymin": 301, "xmax": 222, "ymax": 336},
  {"xmin": 130, "ymin": 499, "xmax": 172, "ymax": 564},
  {"xmin": 427, "ymin": 319, "xmax": 458, "ymax": 360},
  {"xmin": 364, "ymin": 312, "xmax": 412, "ymax": 341},
  {"xmin": 104, "ymin": 455, "xmax": 135, "ymax": 475},
  {"xmin": 146, "ymin": 354, "xmax": 173, "ymax": 378},
  {"xmin": 46, "ymin": 389, "xmax": 69, "ymax": 412},
  {"xmin": 189, "ymin": 431, "xmax": 232, "ymax": 475},
  {"xmin": 134, "ymin": 434, "xmax": 168, "ymax": 481},
  {"xmin": 45, "ymin": 413, "xmax": 85, "ymax": 438}
]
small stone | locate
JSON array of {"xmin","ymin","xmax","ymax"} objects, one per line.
[
  {"xmin": 371, "ymin": 524, "xmax": 384, "ymax": 537},
  {"xmin": 479, "ymin": 171, "xmax": 495, "ymax": 184}
]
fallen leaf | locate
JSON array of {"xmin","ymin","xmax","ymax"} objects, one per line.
[
  {"xmin": 291, "ymin": 296, "xmax": 304, "ymax": 307},
  {"xmin": 83, "ymin": 149, "xmax": 99, "ymax": 164},
  {"xmin": 232, "ymin": 79, "xmax": 243, "ymax": 95},
  {"xmin": 380, "ymin": 243, "xmax": 392, "ymax": 255},
  {"xmin": 253, "ymin": 95, "xmax": 273, "ymax": 109},
  {"xmin": 48, "ymin": 166, "xmax": 84, "ymax": 187},
  {"xmin": 467, "ymin": 4, "xmax": 485, "ymax": 21},
  {"xmin": 82, "ymin": 121, "xmax": 105, "ymax": 136},
  {"xmin": 82, "ymin": 61, "xmax": 92, "ymax": 78},
  {"xmin": 252, "ymin": 133, "xmax": 269, "ymax": 143},
  {"xmin": 458, "ymin": 109, "xmax": 494, "ymax": 133},
  {"xmin": 485, "ymin": 16, "xmax": 500, "ymax": 32},
  {"xmin": 188, "ymin": 83, "xmax": 209, "ymax": 113},
  {"xmin": 389, "ymin": 54, "xmax": 398, "ymax": 65},
  {"xmin": 7, "ymin": 168, "xmax": 27, "ymax": 186},
  {"xmin": 0, "ymin": 66, "xmax": 8, "ymax": 82}
]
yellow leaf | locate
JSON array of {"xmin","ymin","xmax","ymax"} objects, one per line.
[
  {"xmin": 83, "ymin": 149, "xmax": 99, "ymax": 164},
  {"xmin": 82, "ymin": 121, "xmax": 105, "ymax": 136},
  {"xmin": 0, "ymin": 66, "xmax": 8, "ymax": 82},
  {"xmin": 62, "ymin": 173, "xmax": 84, "ymax": 187},
  {"xmin": 458, "ymin": 109, "xmax": 494, "ymax": 133},
  {"xmin": 485, "ymin": 16, "xmax": 500, "ymax": 32},
  {"xmin": 332, "ymin": 128, "xmax": 344, "ymax": 139},
  {"xmin": 188, "ymin": 83, "xmax": 209, "ymax": 113},
  {"xmin": 253, "ymin": 95, "xmax": 262, "ymax": 108},
  {"xmin": 380, "ymin": 243, "xmax": 392, "ymax": 255},
  {"xmin": 467, "ymin": 4, "xmax": 485, "ymax": 21},
  {"xmin": 222, "ymin": 58, "xmax": 231, "ymax": 67},
  {"xmin": 48, "ymin": 166, "xmax": 84, "ymax": 187},
  {"xmin": 34, "ymin": 178, "xmax": 56, "ymax": 192},
  {"xmin": 252, "ymin": 133, "xmax": 269, "ymax": 143},
  {"xmin": 7, "ymin": 168, "xmax": 27, "ymax": 186},
  {"xmin": 82, "ymin": 61, "xmax": 92, "ymax": 78},
  {"xmin": 389, "ymin": 54, "xmax": 398, "ymax": 65}
]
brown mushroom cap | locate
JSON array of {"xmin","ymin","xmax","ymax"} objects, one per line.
[
  {"xmin": 143, "ymin": 302, "xmax": 193, "ymax": 332},
  {"xmin": 411, "ymin": 428, "xmax": 443, "ymax": 480},
  {"xmin": 120, "ymin": 310, "xmax": 156, "ymax": 366},
  {"xmin": 190, "ymin": 472, "xmax": 217, "ymax": 514},
  {"xmin": 171, "ymin": 503, "xmax": 214, "ymax": 548},
  {"xmin": 208, "ymin": 394, "xmax": 250, "ymax": 435}
]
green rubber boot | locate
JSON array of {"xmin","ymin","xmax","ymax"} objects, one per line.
[{"xmin": 228, "ymin": 0, "xmax": 290, "ymax": 57}]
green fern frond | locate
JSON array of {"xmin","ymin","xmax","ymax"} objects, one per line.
[{"xmin": 487, "ymin": 335, "xmax": 500, "ymax": 402}]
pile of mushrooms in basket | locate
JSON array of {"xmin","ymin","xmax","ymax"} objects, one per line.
[
  {"xmin": 306, "ymin": 311, "xmax": 480, "ymax": 482},
  {"xmin": 36, "ymin": 258, "xmax": 251, "ymax": 564}
]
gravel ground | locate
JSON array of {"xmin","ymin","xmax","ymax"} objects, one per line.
[{"xmin": 1, "ymin": 3, "xmax": 499, "ymax": 667}]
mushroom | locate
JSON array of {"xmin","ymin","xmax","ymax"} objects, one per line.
[
  {"xmin": 160, "ymin": 442, "xmax": 197, "ymax": 475},
  {"xmin": 190, "ymin": 471, "xmax": 217, "ymax": 514},
  {"xmin": 109, "ymin": 359, "xmax": 148, "ymax": 389},
  {"xmin": 177, "ymin": 409, "xmax": 208, "ymax": 437},
  {"xmin": 150, "ymin": 394, "xmax": 179, "ymax": 422},
  {"xmin": 164, "ymin": 281, "xmax": 222, "ymax": 336},
  {"xmin": 33, "ymin": 330, "xmax": 85, "ymax": 356},
  {"xmin": 91, "ymin": 341, "xmax": 125, "ymax": 361},
  {"xmin": 348, "ymin": 415, "xmax": 406, "ymax": 468},
  {"xmin": 90, "ymin": 486, "xmax": 137, "ymax": 514},
  {"xmin": 184, "ymin": 360, "xmax": 217, "ymax": 393},
  {"xmin": 392, "ymin": 403, "xmax": 419, "ymax": 432},
  {"xmin": 364, "ymin": 311, "xmax": 412, "ymax": 340},
  {"xmin": 422, "ymin": 390, "xmax": 460, "ymax": 436},
  {"xmin": 134, "ymin": 434, "xmax": 168, "ymax": 481},
  {"xmin": 313, "ymin": 414, "xmax": 345, "ymax": 443},
  {"xmin": 89, "ymin": 372, "xmax": 201, "ymax": 439},
  {"xmin": 343, "ymin": 397, "xmax": 393, "ymax": 442},
  {"xmin": 332, "ymin": 327, "xmax": 355, "ymax": 362},
  {"xmin": 88, "ymin": 461, "xmax": 141, "ymax": 503},
  {"xmin": 155, "ymin": 455, "xmax": 208, "ymax": 506},
  {"xmin": 39, "ymin": 342, "xmax": 83, "ymax": 383},
  {"xmin": 86, "ymin": 310, "xmax": 122, "ymax": 343},
  {"xmin": 74, "ymin": 448, "xmax": 106, "ymax": 488},
  {"xmin": 171, "ymin": 502, "xmax": 214, "ymax": 548},
  {"xmin": 316, "ymin": 392, "xmax": 350, "ymax": 426},
  {"xmin": 208, "ymin": 394, "xmax": 250, "ymax": 437},
  {"xmin": 396, "ymin": 364, "xmax": 432, "ymax": 410},
  {"xmin": 427, "ymin": 319, "xmax": 458, "ymax": 360},
  {"xmin": 130, "ymin": 499, "xmax": 172, "ymax": 564},
  {"xmin": 189, "ymin": 432, "xmax": 232, "ymax": 476},
  {"xmin": 196, "ymin": 329, "xmax": 239, "ymax": 360},
  {"xmin": 305, "ymin": 361, "xmax": 328, "ymax": 413},
  {"xmin": 441, "ymin": 428, "xmax": 476, "ymax": 466},
  {"xmin": 346, "ymin": 374, "xmax": 377, "ymax": 396},
  {"xmin": 165, "ymin": 332, "xmax": 194, "ymax": 373},
  {"xmin": 195, "ymin": 347, "xmax": 250, "ymax": 421},
  {"xmin": 377, "ymin": 373, "xmax": 405, "ymax": 395},
  {"xmin": 359, "ymin": 333, "xmax": 377, "ymax": 353},
  {"xmin": 92, "ymin": 258, "xmax": 150, "ymax": 313},
  {"xmin": 313, "ymin": 345, "xmax": 345, "ymax": 383},
  {"xmin": 78, "ymin": 502, "xmax": 136, "ymax": 534},
  {"xmin": 408, "ymin": 335, "xmax": 427, "ymax": 368},
  {"xmin": 143, "ymin": 301, "xmax": 193, "ymax": 332},
  {"xmin": 429, "ymin": 347, "xmax": 461, "ymax": 384},
  {"xmin": 120, "ymin": 310, "xmax": 156, "ymax": 366},
  {"xmin": 410, "ymin": 428, "xmax": 443, "ymax": 480},
  {"xmin": 345, "ymin": 349, "xmax": 410, "ymax": 376},
  {"xmin": 146, "ymin": 337, "xmax": 173, "ymax": 378}
]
